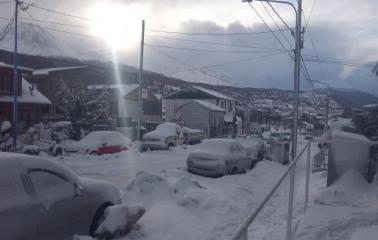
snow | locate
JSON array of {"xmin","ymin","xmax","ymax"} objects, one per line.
[
  {"xmin": 351, "ymin": 225, "xmax": 378, "ymax": 240},
  {"xmin": 33, "ymin": 66, "xmax": 87, "ymax": 75},
  {"xmin": 143, "ymin": 123, "xmax": 181, "ymax": 140},
  {"xmin": 0, "ymin": 62, "xmax": 34, "ymax": 72},
  {"xmin": 0, "ymin": 78, "xmax": 51, "ymax": 105},
  {"xmin": 95, "ymin": 204, "xmax": 145, "ymax": 238},
  {"xmin": 191, "ymin": 86, "xmax": 235, "ymax": 101},
  {"xmin": 190, "ymin": 100, "xmax": 226, "ymax": 112},
  {"xmin": 50, "ymin": 138, "xmax": 317, "ymax": 240},
  {"xmin": 0, "ymin": 121, "xmax": 11, "ymax": 133},
  {"xmin": 87, "ymin": 84, "xmax": 139, "ymax": 97}
]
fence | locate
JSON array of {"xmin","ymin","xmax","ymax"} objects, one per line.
[{"xmin": 231, "ymin": 140, "xmax": 312, "ymax": 240}]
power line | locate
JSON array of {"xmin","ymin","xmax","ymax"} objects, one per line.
[
  {"xmin": 146, "ymin": 34, "xmax": 286, "ymax": 52},
  {"xmin": 145, "ymin": 43, "xmax": 287, "ymax": 54},
  {"xmin": 145, "ymin": 44, "xmax": 237, "ymax": 85},
  {"xmin": 266, "ymin": 1, "xmax": 293, "ymax": 34},
  {"xmin": 26, "ymin": 2, "xmax": 92, "ymax": 21},
  {"xmin": 161, "ymin": 51, "xmax": 287, "ymax": 75},
  {"xmin": 306, "ymin": 0, "xmax": 318, "ymax": 26},
  {"xmin": 145, "ymin": 27, "xmax": 293, "ymax": 36},
  {"xmin": 0, "ymin": 14, "xmax": 15, "ymax": 42},
  {"xmin": 303, "ymin": 58, "xmax": 375, "ymax": 67},
  {"xmin": 247, "ymin": 1, "xmax": 293, "ymax": 59},
  {"xmin": 259, "ymin": 1, "xmax": 293, "ymax": 49}
]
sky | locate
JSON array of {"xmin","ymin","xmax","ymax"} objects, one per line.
[{"xmin": 0, "ymin": 0, "xmax": 378, "ymax": 94}]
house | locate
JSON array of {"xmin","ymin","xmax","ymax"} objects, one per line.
[
  {"xmin": 176, "ymin": 100, "xmax": 226, "ymax": 137},
  {"xmin": 25, "ymin": 65, "xmax": 87, "ymax": 119},
  {"xmin": 87, "ymin": 84, "xmax": 162, "ymax": 129},
  {"xmin": 163, "ymin": 86, "xmax": 240, "ymax": 135},
  {"xmin": 0, "ymin": 62, "xmax": 51, "ymax": 132}
]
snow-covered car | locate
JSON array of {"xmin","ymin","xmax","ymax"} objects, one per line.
[
  {"xmin": 60, "ymin": 131, "xmax": 132, "ymax": 155},
  {"xmin": 141, "ymin": 122, "xmax": 184, "ymax": 151},
  {"xmin": 186, "ymin": 138, "xmax": 253, "ymax": 177},
  {"xmin": 182, "ymin": 127, "xmax": 205, "ymax": 145},
  {"xmin": 0, "ymin": 153, "xmax": 121, "ymax": 240},
  {"xmin": 235, "ymin": 136, "xmax": 267, "ymax": 162}
]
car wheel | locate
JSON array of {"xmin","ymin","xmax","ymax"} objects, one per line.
[
  {"xmin": 89, "ymin": 204, "xmax": 111, "ymax": 236},
  {"xmin": 168, "ymin": 142, "xmax": 175, "ymax": 147},
  {"xmin": 53, "ymin": 147, "xmax": 62, "ymax": 156},
  {"xmin": 90, "ymin": 151, "xmax": 99, "ymax": 156},
  {"xmin": 230, "ymin": 167, "xmax": 238, "ymax": 175}
]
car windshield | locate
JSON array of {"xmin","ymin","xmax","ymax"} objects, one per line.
[{"xmin": 1, "ymin": 1, "xmax": 376, "ymax": 240}]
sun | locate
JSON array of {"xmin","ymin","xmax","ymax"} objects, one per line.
[{"xmin": 87, "ymin": 2, "xmax": 147, "ymax": 50}]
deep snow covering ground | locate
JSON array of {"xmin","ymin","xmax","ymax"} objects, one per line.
[{"xmin": 52, "ymin": 139, "xmax": 319, "ymax": 240}]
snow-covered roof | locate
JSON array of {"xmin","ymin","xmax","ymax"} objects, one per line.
[
  {"xmin": 191, "ymin": 86, "xmax": 234, "ymax": 101},
  {"xmin": 191, "ymin": 100, "xmax": 226, "ymax": 112},
  {"xmin": 0, "ymin": 62, "xmax": 34, "ymax": 72},
  {"xmin": 33, "ymin": 66, "xmax": 87, "ymax": 75},
  {"xmin": 88, "ymin": 84, "xmax": 139, "ymax": 97},
  {"xmin": 0, "ymin": 78, "xmax": 51, "ymax": 104}
]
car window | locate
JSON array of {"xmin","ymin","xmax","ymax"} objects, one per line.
[{"xmin": 29, "ymin": 170, "xmax": 75, "ymax": 203}]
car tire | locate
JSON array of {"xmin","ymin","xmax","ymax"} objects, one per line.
[
  {"xmin": 53, "ymin": 147, "xmax": 63, "ymax": 157},
  {"xmin": 168, "ymin": 142, "xmax": 175, "ymax": 147},
  {"xmin": 89, "ymin": 204, "xmax": 112, "ymax": 237},
  {"xmin": 230, "ymin": 167, "xmax": 238, "ymax": 175}
]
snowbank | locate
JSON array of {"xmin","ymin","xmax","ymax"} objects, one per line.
[
  {"xmin": 351, "ymin": 225, "xmax": 378, "ymax": 240},
  {"xmin": 95, "ymin": 204, "xmax": 145, "ymax": 239}
]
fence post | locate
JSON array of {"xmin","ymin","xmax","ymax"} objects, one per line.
[
  {"xmin": 239, "ymin": 229, "xmax": 248, "ymax": 240},
  {"xmin": 286, "ymin": 165, "xmax": 296, "ymax": 240},
  {"xmin": 305, "ymin": 142, "xmax": 311, "ymax": 212}
]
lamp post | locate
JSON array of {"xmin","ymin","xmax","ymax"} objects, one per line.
[{"xmin": 242, "ymin": 1, "xmax": 303, "ymax": 239}]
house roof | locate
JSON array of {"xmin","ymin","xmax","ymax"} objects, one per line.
[
  {"xmin": 0, "ymin": 78, "xmax": 51, "ymax": 105},
  {"xmin": 33, "ymin": 66, "xmax": 87, "ymax": 75},
  {"xmin": 87, "ymin": 84, "xmax": 139, "ymax": 97},
  {"xmin": 178, "ymin": 100, "xmax": 226, "ymax": 112},
  {"xmin": 191, "ymin": 86, "xmax": 234, "ymax": 101},
  {"xmin": 0, "ymin": 62, "xmax": 34, "ymax": 72},
  {"xmin": 164, "ymin": 85, "xmax": 235, "ymax": 101}
]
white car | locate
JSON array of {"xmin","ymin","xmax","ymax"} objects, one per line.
[
  {"xmin": 60, "ymin": 131, "xmax": 132, "ymax": 155},
  {"xmin": 141, "ymin": 123, "xmax": 184, "ymax": 151},
  {"xmin": 0, "ymin": 153, "xmax": 121, "ymax": 240},
  {"xmin": 186, "ymin": 138, "xmax": 253, "ymax": 177}
]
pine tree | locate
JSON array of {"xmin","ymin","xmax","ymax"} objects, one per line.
[{"xmin": 56, "ymin": 80, "xmax": 111, "ymax": 140}]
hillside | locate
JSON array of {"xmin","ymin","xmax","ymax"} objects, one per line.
[{"xmin": 1, "ymin": 49, "xmax": 377, "ymax": 108}]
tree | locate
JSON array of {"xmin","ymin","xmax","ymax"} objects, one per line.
[
  {"xmin": 56, "ymin": 80, "xmax": 111, "ymax": 140},
  {"xmin": 349, "ymin": 107, "xmax": 378, "ymax": 138}
]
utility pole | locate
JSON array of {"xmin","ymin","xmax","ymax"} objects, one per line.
[
  {"xmin": 324, "ymin": 95, "xmax": 329, "ymax": 134},
  {"xmin": 137, "ymin": 20, "xmax": 145, "ymax": 141},
  {"xmin": 12, "ymin": 0, "xmax": 19, "ymax": 151}
]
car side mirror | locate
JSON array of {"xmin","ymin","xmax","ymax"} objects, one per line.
[{"xmin": 74, "ymin": 184, "xmax": 83, "ymax": 197}]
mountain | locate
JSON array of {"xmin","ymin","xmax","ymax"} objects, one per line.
[{"xmin": 316, "ymin": 88, "xmax": 378, "ymax": 108}]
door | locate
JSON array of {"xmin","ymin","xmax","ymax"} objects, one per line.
[
  {"xmin": 0, "ymin": 169, "xmax": 39, "ymax": 240},
  {"xmin": 28, "ymin": 169, "xmax": 89, "ymax": 240}
]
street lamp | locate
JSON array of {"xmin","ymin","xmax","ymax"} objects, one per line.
[{"xmin": 241, "ymin": 1, "xmax": 303, "ymax": 240}]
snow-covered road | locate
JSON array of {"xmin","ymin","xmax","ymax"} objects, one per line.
[{"xmin": 51, "ymin": 138, "xmax": 319, "ymax": 240}]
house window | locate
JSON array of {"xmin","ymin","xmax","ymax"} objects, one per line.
[
  {"xmin": 220, "ymin": 100, "xmax": 226, "ymax": 109},
  {"xmin": 0, "ymin": 73, "xmax": 12, "ymax": 94},
  {"xmin": 228, "ymin": 101, "xmax": 232, "ymax": 112}
]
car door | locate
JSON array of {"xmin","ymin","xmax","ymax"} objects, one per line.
[
  {"xmin": 0, "ymin": 168, "xmax": 39, "ymax": 240},
  {"xmin": 234, "ymin": 143, "xmax": 251, "ymax": 170},
  {"xmin": 27, "ymin": 169, "xmax": 89, "ymax": 240}
]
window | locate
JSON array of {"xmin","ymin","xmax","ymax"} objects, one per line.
[
  {"xmin": 29, "ymin": 170, "xmax": 75, "ymax": 203},
  {"xmin": 0, "ymin": 169, "xmax": 28, "ymax": 207}
]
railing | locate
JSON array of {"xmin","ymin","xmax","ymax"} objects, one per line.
[{"xmin": 231, "ymin": 140, "xmax": 312, "ymax": 240}]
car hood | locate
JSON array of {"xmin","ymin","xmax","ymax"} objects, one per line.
[{"xmin": 79, "ymin": 177, "xmax": 121, "ymax": 205}]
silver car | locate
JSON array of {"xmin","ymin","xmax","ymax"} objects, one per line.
[
  {"xmin": 0, "ymin": 153, "xmax": 122, "ymax": 240},
  {"xmin": 187, "ymin": 139, "xmax": 253, "ymax": 177}
]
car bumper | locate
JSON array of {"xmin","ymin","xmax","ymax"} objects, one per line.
[
  {"xmin": 141, "ymin": 142, "xmax": 169, "ymax": 150},
  {"xmin": 187, "ymin": 165, "xmax": 225, "ymax": 177}
]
